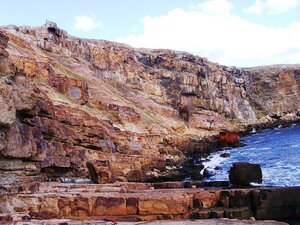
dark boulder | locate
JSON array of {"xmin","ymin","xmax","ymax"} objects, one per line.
[
  {"xmin": 270, "ymin": 114, "xmax": 281, "ymax": 120},
  {"xmin": 203, "ymin": 168, "xmax": 216, "ymax": 178},
  {"xmin": 229, "ymin": 162, "xmax": 262, "ymax": 186},
  {"xmin": 214, "ymin": 166, "xmax": 222, "ymax": 170},
  {"xmin": 190, "ymin": 164, "xmax": 205, "ymax": 180}
]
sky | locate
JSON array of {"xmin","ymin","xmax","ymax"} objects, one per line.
[{"xmin": 1, "ymin": 0, "xmax": 300, "ymax": 67}]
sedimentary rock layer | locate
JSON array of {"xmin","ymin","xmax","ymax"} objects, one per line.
[{"xmin": 0, "ymin": 180, "xmax": 298, "ymax": 223}]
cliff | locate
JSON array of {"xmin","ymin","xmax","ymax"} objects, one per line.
[{"xmin": 0, "ymin": 22, "xmax": 300, "ymax": 182}]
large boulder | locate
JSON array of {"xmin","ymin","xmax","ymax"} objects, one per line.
[{"xmin": 229, "ymin": 162, "xmax": 262, "ymax": 186}]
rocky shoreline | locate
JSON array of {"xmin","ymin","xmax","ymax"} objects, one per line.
[
  {"xmin": 177, "ymin": 120, "xmax": 300, "ymax": 184},
  {"xmin": 1, "ymin": 22, "xmax": 300, "ymax": 223}
]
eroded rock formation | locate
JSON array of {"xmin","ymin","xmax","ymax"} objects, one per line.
[
  {"xmin": 0, "ymin": 22, "xmax": 300, "ymax": 182},
  {"xmin": 0, "ymin": 179, "xmax": 297, "ymax": 224}
]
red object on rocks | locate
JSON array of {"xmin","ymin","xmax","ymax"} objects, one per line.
[{"xmin": 219, "ymin": 131, "xmax": 239, "ymax": 144}]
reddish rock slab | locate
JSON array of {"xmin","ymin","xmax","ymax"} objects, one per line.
[{"xmin": 92, "ymin": 196, "xmax": 127, "ymax": 216}]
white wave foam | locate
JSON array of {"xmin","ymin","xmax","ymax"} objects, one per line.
[
  {"xmin": 261, "ymin": 147, "xmax": 271, "ymax": 150},
  {"xmin": 250, "ymin": 182, "xmax": 266, "ymax": 186},
  {"xmin": 201, "ymin": 152, "xmax": 229, "ymax": 174}
]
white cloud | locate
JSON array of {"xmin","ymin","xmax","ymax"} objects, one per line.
[
  {"xmin": 74, "ymin": 16, "xmax": 102, "ymax": 32},
  {"xmin": 196, "ymin": 0, "xmax": 235, "ymax": 14},
  {"xmin": 245, "ymin": 0, "xmax": 299, "ymax": 15},
  {"xmin": 117, "ymin": 0, "xmax": 300, "ymax": 67}
]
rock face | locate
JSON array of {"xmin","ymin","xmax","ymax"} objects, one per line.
[
  {"xmin": 0, "ymin": 21, "xmax": 300, "ymax": 181},
  {"xmin": 243, "ymin": 66, "xmax": 300, "ymax": 118},
  {"xmin": 229, "ymin": 162, "xmax": 263, "ymax": 186}
]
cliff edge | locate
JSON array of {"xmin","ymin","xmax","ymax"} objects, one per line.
[{"xmin": 0, "ymin": 22, "xmax": 300, "ymax": 182}]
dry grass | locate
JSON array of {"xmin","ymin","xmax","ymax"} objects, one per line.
[
  {"xmin": 253, "ymin": 108, "xmax": 266, "ymax": 120},
  {"xmin": 53, "ymin": 63, "xmax": 83, "ymax": 80}
]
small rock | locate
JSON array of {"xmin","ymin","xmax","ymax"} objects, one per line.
[
  {"xmin": 21, "ymin": 215, "xmax": 31, "ymax": 221},
  {"xmin": 29, "ymin": 212, "xmax": 45, "ymax": 220},
  {"xmin": 203, "ymin": 168, "xmax": 216, "ymax": 178},
  {"xmin": 220, "ymin": 153, "xmax": 230, "ymax": 158},
  {"xmin": 214, "ymin": 166, "xmax": 222, "ymax": 170}
]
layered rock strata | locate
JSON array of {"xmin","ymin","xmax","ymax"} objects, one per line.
[
  {"xmin": 0, "ymin": 180, "xmax": 298, "ymax": 223},
  {"xmin": 0, "ymin": 22, "xmax": 300, "ymax": 181}
]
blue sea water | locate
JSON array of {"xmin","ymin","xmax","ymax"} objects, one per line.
[{"xmin": 202, "ymin": 125, "xmax": 300, "ymax": 186}]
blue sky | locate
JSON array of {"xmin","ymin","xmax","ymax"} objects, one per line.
[{"xmin": 1, "ymin": 0, "xmax": 300, "ymax": 67}]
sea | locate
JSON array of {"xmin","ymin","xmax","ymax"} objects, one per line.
[{"xmin": 201, "ymin": 124, "xmax": 300, "ymax": 186}]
